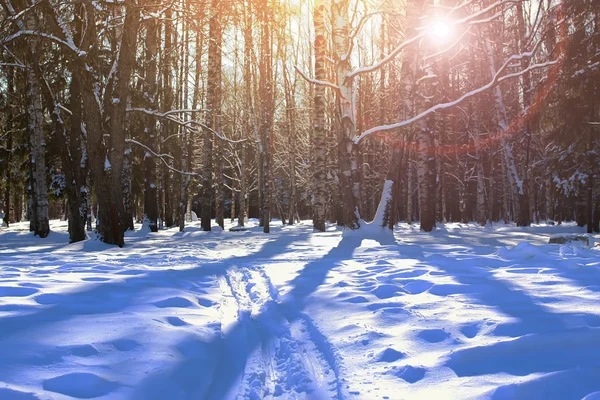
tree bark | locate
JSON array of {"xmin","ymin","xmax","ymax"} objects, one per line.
[
  {"xmin": 143, "ymin": 12, "xmax": 159, "ymax": 232},
  {"xmin": 260, "ymin": 0, "xmax": 273, "ymax": 234},
  {"xmin": 312, "ymin": 0, "xmax": 327, "ymax": 232},
  {"xmin": 483, "ymin": 37, "xmax": 528, "ymax": 227},
  {"xmin": 332, "ymin": 0, "xmax": 360, "ymax": 229},
  {"xmin": 26, "ymin": 65, "xmax": 50, "ymax": 238},
  {"xmin": 201, "ymin": 0, "xmax": 222, "ymax": 232}
]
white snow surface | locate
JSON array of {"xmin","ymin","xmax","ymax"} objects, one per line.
[{"xmin": 0, "ymin": 220, "xmax": 599, "ymax": 400}]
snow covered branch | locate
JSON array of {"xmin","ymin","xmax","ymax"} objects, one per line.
[
  {"xmin": 126, "ymin": 108, "xmax": 245, "ymax": 144},
  {"xmin": 344, "ymin": 11, "xmax": 388, "ymax": 61},
  {"xmin": 0, "ymin": 30, "xmax": 85, "ymax": 56},
  {"xmin": 0, "ymin": 62, "xmax": 25, "ymax": 68},
  {"xmin": 294, "ymin": 66, "xmax": 340, "ymax": 91},
  {"xmin": 127, "ymin": 107, "xmax": 209, "ymax": 117},
  {"xmin": 424, "ymin": 27, "xmax": 472, "ymax": 62},
  {"xmin": 125, "ymin": 139, "xmax": 197, "ymax": 177},
  {"xmin": 348, "ymin": 0, "xmax": 517, "ymax": 80},
  {"xmin": 354, "ymin": 57, "xmax": 560, "ymax": 143}
]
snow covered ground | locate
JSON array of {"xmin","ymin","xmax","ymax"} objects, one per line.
[{"xmin": 0, "ymin": 219, "xmax": 599, "ymax": 400}]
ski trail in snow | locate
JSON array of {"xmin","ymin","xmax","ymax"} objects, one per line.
[{"xmin": 218, "ymin": 266, "xmax": 344, "ymax": 400}]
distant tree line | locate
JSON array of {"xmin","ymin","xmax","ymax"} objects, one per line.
[{"xmin": 0, "ymin": 0, "xmax": 598, "ymax": 246}]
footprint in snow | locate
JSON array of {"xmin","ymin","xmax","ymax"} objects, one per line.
[
  {"xmin": 18, "ymin": 282, "xmax": 44, "ymax": 288},
  {"xmin": 428, "ymin": 283, "xmax": 474, "ymax": 297},
  {"xmin": 345, "ymin": 295, "xmax": 369, "ymax": 304},
  {"xmin": 460, "ymin": 323, "xmax": 481, "ymax": 339},
  {"xmin": 70, "ymin": 344, "xmax": 99, "ymax": 357},
  {"xmin": 43, "ymin": 373, "xmax": 118, "ymax": 399},
  {"xmin": 0, "ymin": 387, "xmax": 41, "ymax": 400},
  {"xmin": 402, "ymin": 280, "xmax": 434, "ymax": 295},
  {"xmin": 0, "ymin": 286, "xmax": 39, "ymax": 297},
  {"xmin": 81, "ymin": 277, "xmax": 111, "ymax": 282},
  {"xmin": 376, "ymin": 348, "xmax": 406, "ymax": 362},
  {"xmin": 197, "ymin": 297, "xmax": 214, "ymax": 307},
  {"xmin": 366, "ymin": 265, "xmax": 391, "ymax": 273},
  {"xmin": 371, "ymin": 284, "xmax": 406, "ymax": 299},
  {"xmin": 359, "ymin": 331, "xmax": 387, "ymax": 346},
  {"xmin": 387, "ymin": 269, "xmax": 429, "ymax": 279},
  {"xmin": 153, "ymin": 296, "xmax": 194, "ymax": 308},
  {"xmin": 417, "ymin": 329, "xmax": 451, "ymax": 343},
  {"xmin": 356, "ymin": 270, "xmax": 375, "ymax": 277},
  {"xmin": 166, "ymin": 316, "xmax": 189, "ymax": 327},
  {"xmin": 388, "ymin": 365, "xmax": 427, "ymax": 383},
  {"xmin": 111, "ymin": 338, "xmax": 140, "ymax": 351}
]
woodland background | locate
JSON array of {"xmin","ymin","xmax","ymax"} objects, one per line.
[{"xmin": 0, "ymin": 0, "xmax": 598, "ymax": 247}]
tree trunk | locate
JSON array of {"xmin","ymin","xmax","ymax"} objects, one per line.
[
  {"xmin": 78, "ymin": 0, "xmax": 140, "ymax": 247},
  {"xmin": 3, "ymin": 116, "xmax": 12, "ymax": 228},
  {"xmin": 26, "ymin": 65, "xmax": 50, "ymax": 238},
  {"xmin": 179, "ymin": 1, "xmax": 193, "ymax": 232},
  {"xmin": 407, "ymin": 157, "xmax": 414, "ymax": 224},
  {"xmin": 122, "ymin": 143, "xmax": 134, "ymax": 231},
  {"xmin": 238, "ymin": 6, "xmax": 249, "ymax": 229},
  {"xmin": 381, "ymin": 141, "xmax": 404, "ymax": 229},
  {"xmin": 332, "ymin": 0, "xmax": 360, "ymax": 229},
  {"xmin": 62, "ymin": 9, "xmax": 89, "ymax": 243},
  {"xmin": 143, "ymin": 13, "xmax": 159, "ymax": 232},
  {"xmin": 259, "ymin": 0, "xmax": 273, "ymax": 234},
  {"xmin": 312, "ymin": 0, "xmax": 327, "ymax": 232},
  {"xmin": 483, "ymin": 38, "xmax": 528, "ymax": 226},
  {"xmin": 214, "ymin": 2, "xmax": 224, "ymax": 229},
  {"xmin": 202, "ymin": 0, "xmax": 222, "ymax": 232},
  {"xmin": 161, "ymin": 8, "xmax": 175, "ymax": 229}
]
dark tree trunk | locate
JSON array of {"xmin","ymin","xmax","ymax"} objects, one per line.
[{"xmin": 143, "ymin": 12, "xmax": 159, "ymax": 232}]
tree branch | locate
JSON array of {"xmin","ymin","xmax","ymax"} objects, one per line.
[
  {"xmin": 294, "ymin": 65, "xmax": 340, "ymax": 91},
  {"xmin": 126, "ymin": 108, "xmax": 245, "ymax": 143},
  {"xmin": 355, "ymin": 56, "xmax": 560, "ymax": 143},
  {"xmin": 348, "ymin": 0, "xmax": 518, "ymax": 80},
  {"xmin": 125, "ymin": 138, "xmax": 197, "ymax": 177}
]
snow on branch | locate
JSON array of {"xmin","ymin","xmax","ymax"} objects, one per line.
[
  {"xmin": 141, "ymin": 2, "xmax": 174, "ymax": 21},
  {"xmin": 0, "ymin": 30, "xmax": 85, "ymax": 56},
  {"xmin": 125, "ymin": 139, "xmax": 197, "ymax": 177},
  {"xmin": 348, "ymin": 0, "xmax": 517, "ymax": 80},
  {"xmin": 424, "ymin": 27, "xmax": 472, "ymax": 62},
  {"xmin": 127, "ymin": 107, "xmax": 209, "ymax": 118},
  {"xmin": 126, "ymin": 108, "xmax": 245, "ymax": 144},
  {"xmin": 348, "ymin": 31, "xmax": 425, "ymax": 79},
  {"xmin": 294, "ymin": 66, "xmax": 340, "ymax": 91},
  {"xmin": 187, "ymin": 120, "xmax": 246, "ymax": 144},
  {"xmin": 344, "ymin": 10, "xmax": 388, "ymax": 61},
  {"xmin": 6, "ymin": 1, "xmax": 40, "ymax": 22},
  {"xmin": 57, "ymin": 104, "xmax": 72, "ymax": 115},
  {"xmin": 0, "ymin": 62, "xmax": 25, "ymax": 68},
  {"xmin": 354, "ymin": 56, "xmax": 560, "ymax": 144},
  {"xmin": 468, "ymin": 11, "xmax": 503, "ymax": 25}
]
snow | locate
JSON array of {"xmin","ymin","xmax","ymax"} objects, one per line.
[{"xmin": 0, "ymin": 220, "xmax": 599, "ymax": 399}]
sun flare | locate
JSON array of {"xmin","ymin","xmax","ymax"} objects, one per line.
[{"xmin": 430, "ymin": 21, "xmax": 451, "ymax": 39}]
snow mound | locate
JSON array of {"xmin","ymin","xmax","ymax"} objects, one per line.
[{"xmin": 497, "ymin": 242, "xmax": 549, "ymax": 260}]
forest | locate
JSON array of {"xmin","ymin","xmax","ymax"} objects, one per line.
[
  {"xmin": 0, "ymin": 0, "xmax": 597, "ymax": 247},
  {"xmin": 1, "ymin": 1, "xmax": 600, "ymax": 398}
]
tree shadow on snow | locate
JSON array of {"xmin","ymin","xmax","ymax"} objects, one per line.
[
  {"xmin": 420, "ymin": 253, "xmax": 600, "ymax": 399},
  {"xmin": 130, "ymin": 235, "xmax": 363, "ymax": 400},
  {"xmin": 0, "ymin": 230, "xmax": 305, "ymax": 341}
]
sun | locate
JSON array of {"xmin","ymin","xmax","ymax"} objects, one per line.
[{"xmin": 429, "ymin": 21, "xmax": 451, "ymax": 39}]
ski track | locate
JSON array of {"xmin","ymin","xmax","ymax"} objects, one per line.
[{"xmin": 219, "ymin": 266, "xmax": 344, "ymax": 400}]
